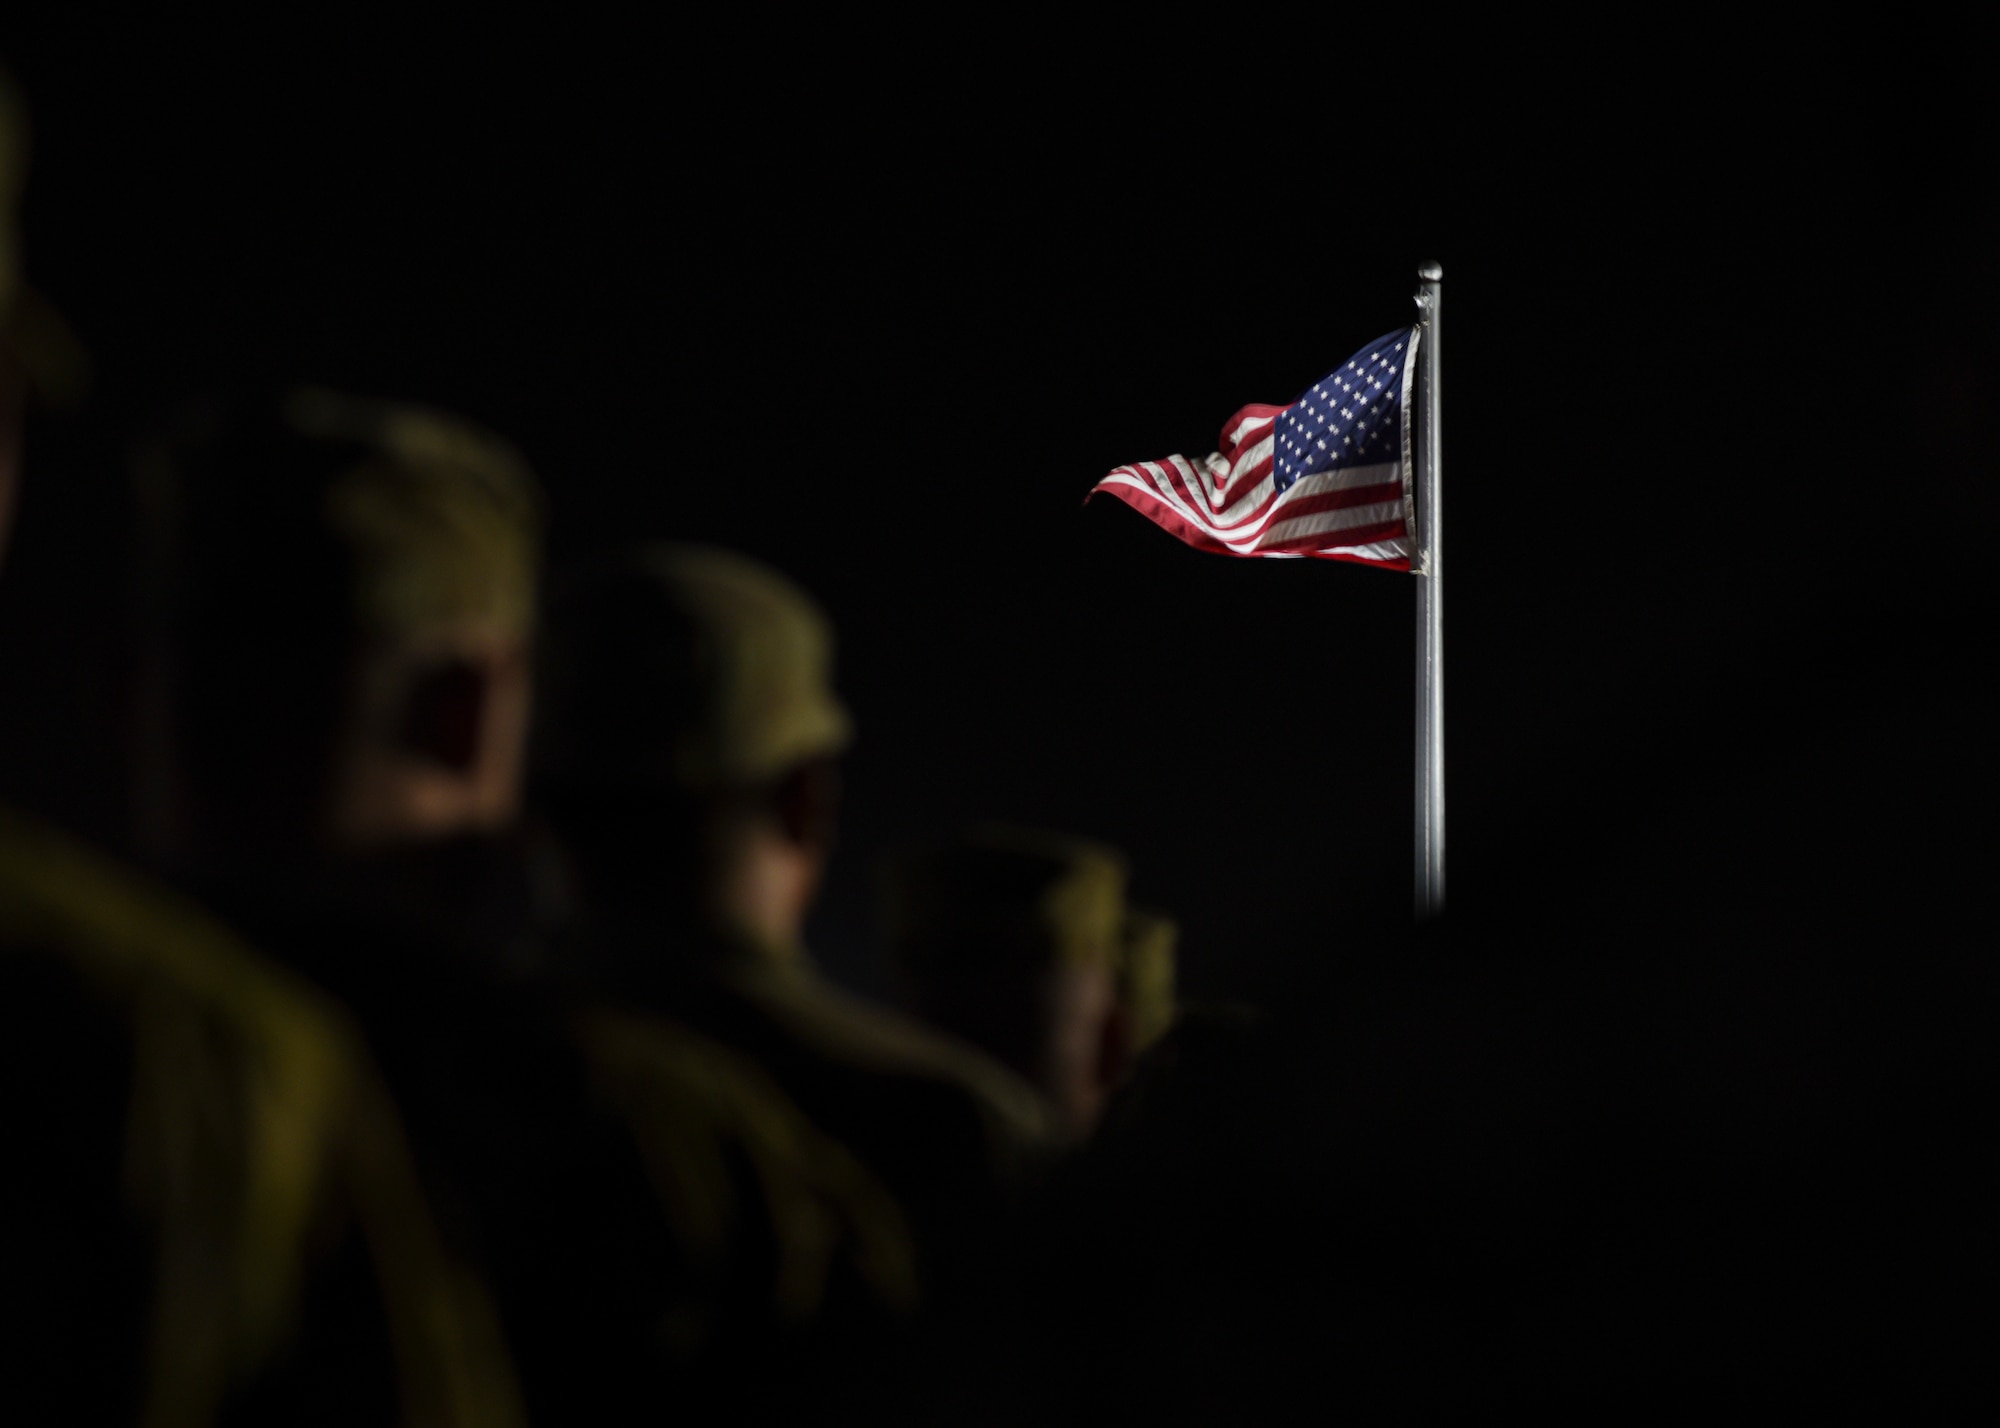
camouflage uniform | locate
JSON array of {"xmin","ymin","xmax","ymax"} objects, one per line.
[
  {"xmin": 1, "ymin": 72, "xmax": 519, "ymax": 1427},
  {"xmin": 0, "ymin": 808, "xmax": 526, "ymax": 1427},
  {"xmin": 535, "ymin": 546, "xmax": 1049, "ymax": 1298},
  {"xmin": 8, "ymin": 80, "xmax": 901, "ymax": 1416},
  {"xmin": 140, "ymin": 398, "xmax": 919, "ymax": 1418}
]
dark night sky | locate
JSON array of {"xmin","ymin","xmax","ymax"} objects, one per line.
[{"xmin": 2, "ymin": 19, "xmax": 1991, "ymax": 1001}]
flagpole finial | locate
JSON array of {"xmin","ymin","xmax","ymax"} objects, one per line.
[{"xmin": 1417, "ymin": 260, "xmax": 1443, "ymax": 282}]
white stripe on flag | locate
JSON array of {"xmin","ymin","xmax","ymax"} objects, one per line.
[
  {"xmin": 1149, "ymin": 458, "xmax": 1403, "ymax": 540},
  {"xmin": 1221, "ymin": 411, "xmax": 1277, "ymax": 447},
  {"xmin": 1316, "ymin": 536, "xmax": 1415, "ymax": 562},
  {"xmin": 1253, "ymin": 500, "xmax": 1407, "ymax": 550},
  {"xmin": 1100, "ymin": 466, "xmax": 1408, "ymax": 558}
]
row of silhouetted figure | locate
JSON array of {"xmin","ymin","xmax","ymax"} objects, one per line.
[
  {"xmin": 0, "ymin": 69, "xmax": 1227, "ymax": 1425},
  {"xmin": 7, "ymin": 65, "xmax": 1999, "ymax": 1426}
]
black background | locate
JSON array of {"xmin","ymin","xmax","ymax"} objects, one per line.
[{"xmin": 2, "ymin": 18, "xmax": 1991, "ymax": 1002}]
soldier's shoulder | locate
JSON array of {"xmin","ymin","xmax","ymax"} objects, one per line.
[
  {"xmin": 0, "ymin": 804, "xmax": 354, "ymax": 1064},
  {"xmin": 576, "ymin": 1001, "xmax": 825, "ymax": 1151},
  {"xmin": 0, "ymin": 807, "xmax": 530, "ymax": 1426},
  {"xmin": 732, "ymin": 960, "xmax": 1050, "ymax": 1145},
  {"xmin": 571, "ymin": 1004, "xmax": 922, "ymax": 1318}
]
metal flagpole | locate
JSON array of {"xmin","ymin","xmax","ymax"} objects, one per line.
[{"xmin": 1414, "ymin": 260, "xmax": 1445, "ymax": 918}]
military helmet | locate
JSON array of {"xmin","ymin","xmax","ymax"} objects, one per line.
[
  {"xmin": 136, "ymin": 386, "xmax": 543, "ymax": 641},
  {"xmin": 284, "ymin": 387, "xmax": 542, "ymax": 639},
  {"xmin": 534, "ymin": 543, "xmax": 852, "ymax": 799}
]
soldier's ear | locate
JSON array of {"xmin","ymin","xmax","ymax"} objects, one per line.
[{"xmin": 399, "ymin": 657, "xmax": 490, "ymax": 773}]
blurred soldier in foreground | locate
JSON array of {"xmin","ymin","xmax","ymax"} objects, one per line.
[
  {"xmin": 135, "ymin": 397, "xmax": 914, "ymax": 1418},
  {"xmin": 881, "ymin": 829, "xmax": 1135, "ymax": 1142},
  {"xmin": 131, "ymin": 386, "xmax": 539, "ymax": 879},
  {"xmin": 0, "ymin": 71, "xmax": 523, "ymax": 1426},
  {"xmin": 533, "ymin": 545, "xmax": 1048, "ymax": 1309}
]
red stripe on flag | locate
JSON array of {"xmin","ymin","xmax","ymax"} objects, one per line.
[
  {"xmin": 1173, "ymin": 450, "xmax": 1276, "ymax": 522},
  {"xmin": 1099, "ymin": 492, "xmax": 1412, "ymax": 567},
  {"xmin": 1091, "ymin": 482, "xmax": 1409, "ymax": 563},
  {"xmin": 1134, "ymin": 464, "xmax": 1401, "ymax": 542},
  {"xmin": 1166, "ymin": 460, "xmax": 1278, "ymax": 528},
  {"xmin": 1090, "ymin": 484, "xmax": 1259, "ymax": 558},
  {"xmin": 1265, "ymin": 481, "xmax": 1405, "ymax": 521},
  {"xmin": 1219, "ymin": 404, "xmax": 1286, "ymax": 447},
  {"xmin": 1260, "ymin": 517, "xmax": 1408, "ymax": 554},
  {"xmin": 1312, "ymin": 548, "xmax": 1412, "ymax": 571}
]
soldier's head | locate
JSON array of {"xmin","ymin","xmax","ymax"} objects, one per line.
[
  {"xmin": 532, "ymin": 543, "xmax": 851, "ymax": 953},
  {"xmin": 134, "ymin": 388, "xmax": 542, "ymax": 872},
  {"xmin": 881, "ymin": 828, "xmax": 1132, "ymax": 1141}
]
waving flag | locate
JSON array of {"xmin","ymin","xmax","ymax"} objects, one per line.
[{"xmin": 1091, "ymin": 328, "xmax": 1420, "ymax": 570}]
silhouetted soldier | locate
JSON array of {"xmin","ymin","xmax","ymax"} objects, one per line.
[
  {"xmin": 880, "ymin": 828, "xmax": 1136, "ymax": 1143},
  {"xmin": 134, "ymin": 396, "xmax": 914, "ymax": 1419},
  {"xmin": 0, "ymin": 72, "xmax": 524, "ymax": 1427},
  {"xmin": 533, "ymin": 545, "xmax": 1048, "ymax": 1309}
]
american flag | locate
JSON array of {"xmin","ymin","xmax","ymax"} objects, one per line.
[{"xmin": 1092, "ymin": 327, "xmax": 1420, "ymax": 570}]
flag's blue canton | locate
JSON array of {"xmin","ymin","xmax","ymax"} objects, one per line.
[{"xmin": 1271, "ymin": 329, "xmax": 1410, "ymax": 495}]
